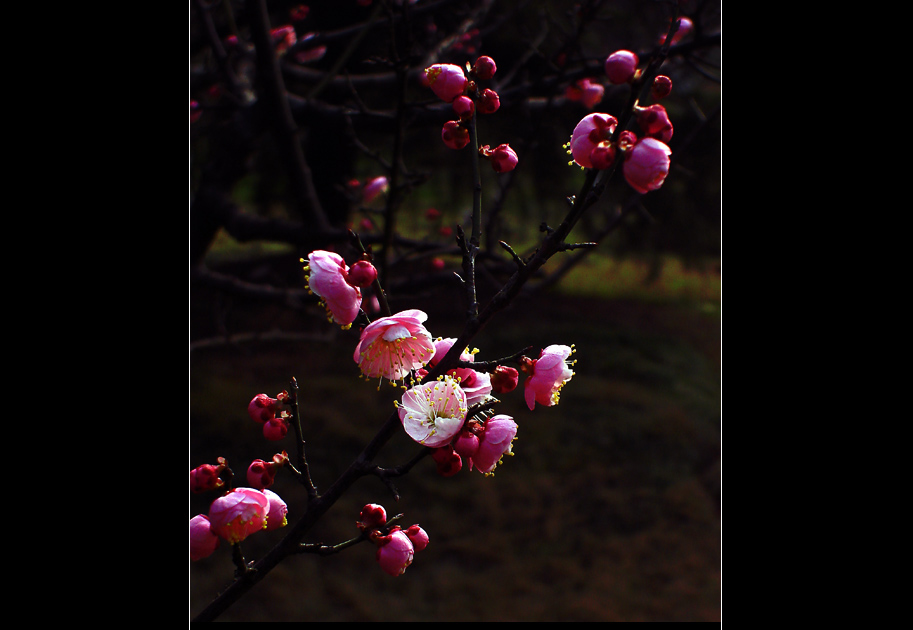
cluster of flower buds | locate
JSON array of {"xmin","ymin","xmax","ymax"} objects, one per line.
[
  {"xmin": 301, "ymin": 250, "xmax": 378, "ymax": 329},
  {"xmin": 563, "ymin": 47, "xmax": 677, "ymax": 194},
  {"xmin": 190, "ymin": 459, "xmax": 289, "ymax": 561},
  {"xmin": 357, "ymin": 504, "xmax": 429, "ymax": 577},
  {"xmin": 423, "ymin": 56, "xmax": 518, "ymax": 173},
  {"xmin": 248, "ymin": 392, "xmax": 294, "ymax": 441}
]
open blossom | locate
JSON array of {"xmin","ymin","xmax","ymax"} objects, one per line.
[
  {"xmin": 570, "ymin": 113, "xmax": 617, "ymax": 169},
  {"xmin": 471, "ymin": 415, "xmax": 518, "ymax": 474},
  {"xmin": 303, "ymin": 250, "xmax": 362, "ymax": 328},
  {"xmin": 376, "ymin": 528, "xmax": 414, "ymax": 576},
  {"xmin": 623, "ymin": 137, "xmax": 671, "ymax": 194},
  {"xmin": 354, "ymin": 309, "xmax": 436, "ymax": 381},
  {"xmin": 523, "ymin": 345, "xmax": 576, "ymax": 410},
  {"xmin": 424, "ymin": 64, "xmax": 468, "ymax": 102},
  {"xmin": 190, "ymin": 514, "xmax": 221, "ymax": 561},
  {"xmin": 398, "ymin": 375, "xmax": 468, "ymax": 448},
  {"xmin": 420, "ymin": 337, "xmax": 491, "ymax": 406},
  {"xmin": 208, "ymin": 488, "xmax": 270, "ymax": 544},
  {"xmin": 262, "ymin": 489, "xmax": 288, "ymax": 531}
]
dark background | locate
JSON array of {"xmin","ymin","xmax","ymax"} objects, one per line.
[{"xmin": 190, "ymin": 0, "xmax": 720, "ymax": 621}]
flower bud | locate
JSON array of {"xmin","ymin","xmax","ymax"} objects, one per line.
[
  {"xmin": 623, "ymin": 138, "xmax": 672, "ymax": 194},
  {"xmin": 405, "ymin": 524, "xmax": 429, "ymax": 552},
  {"xmin": 441, "ymin": 121, "xmax": 470, "ymax": 150},
  {"xmin": 247, "ymin": 458, "xmax": 277, "ymax": 490},
  {"xmin": 569, "ymin": 112, "xmax": 617, "ymax": 169},
  {"xmin": 375, "ymin": 529, "xmax": 414, "ymax": 576},
  {"xmin": 263, "ymin": 416, "xmax": 289, "ymax": 441},
  {"xmin": 262, "ymin": 489, "xmax": 288, "ymax": 531},
  {"xmin": 190, "ymin": 514, "xmax": 221, "ymax": 561},
  {"xmin": 346, "ymin": 260, "xmax": 378, "ymax": 288},
  {"xmin": 208, "ymin": 488, "xmax": 271, "ymax": 544},
  {"xmin": 472, "ymin": 55, "xmax": 497, "ymax": 80},
  {"xmin": 604, "ymin": 50, "xmax": 638, "ymax": 84},
  {"xmin": 636, "ymin": 104, "xmax": 673, "ymax": 143},
  {"xmin": 357, "ymin": 503, "xmax": 388, "ymax": 531},
  {"xmin": 490, "ymin": 366, "xmax": 519, "ymax": 394},
  {"xmin": 452, "ymin": 95, "xmax": 475, "ymax": 121},
  {"xmin": 660, "ymin": 16, "xmax": 693, "ymax": 46},
  {"xmin": 362, "ymin": 176, "xmax": 388, "ymax": 203},
  {"xmin": 248, "ymin": 393, "xmax": 280, "ymax": 424},
  {"xmin": 477, "ymin": 88, "xmax": 500, "ymax": 114},
  {"xmin": 190, "ymin": 463, "xmax": 224, "ymax": 493},
  {"xmin": 453, "ymin": 429, "xmax": 480, "ymax": 462},
  {"xmin": 424, "ymin": 64, "xmax": 468, "ymax": 102},
  {"xmin": 651, "ymin": 75, "xmax": 672, "ymax": 100},
  {"xmin": 589, "ymin": 142, "xmax": 616, "ymax": 170},
  {"xmin": 431, "ymin": 445, "xmax": 462, "ymax": 477},
  {"xmin": 489, "ymin": 144, "xmax": 518, "ymax": 173}
]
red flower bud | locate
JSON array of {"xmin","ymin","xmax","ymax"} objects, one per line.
[
  {"xmin": 472, "ymin": 55, "xmax": 497, "ymax": 80},
  {"xmin": 477, "ymin": 88, "xmax": 500, "ymax": 114}
]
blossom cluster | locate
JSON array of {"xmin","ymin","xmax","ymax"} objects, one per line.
[
  {"xmin": 424, "ymin": 56, "xmax": 518, "ymax": 173},
  {"xmin": 565, "ymin": 47, "xmax": 678, "ymax": 195},
  {"xmin": 357, "ymin": 504, "xmax": 429, "ymax": 577}
]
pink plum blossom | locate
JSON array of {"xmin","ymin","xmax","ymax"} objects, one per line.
[
  {"xmin": 362, "ymin": 176, "xmax": 388, "ymax": 203},
  {"xmin": 248, "ymin": 393, "xmax": 280, "ymax": 424},
  {"xmin": 566, "ymin": 78, "xmax": 604, "ymax": 109},
  {"xmin": 570, "ymin": 113, "xmax": 617, "ymax": 169},
  {"xmin": 190, "ymin": 462, "xmax": 224, "ymax": 493},
  {"xmin": 208, "ymin": 488, "xmax": 270, "ymax": 544},
  {"xmin": 636, "ymin": 104, "xmax": 673, "ymax": 143},
  {"xmin": 405, "ymin": 524, "xmax": 429, "ymax": 551},
  {"xmin": 398, "ymin": 375, "xmax": 468, "ymax": 448},
  {"xmin": 471, "ymin": 415, "xmax": 518, "ymax": 474},
  {"xmin": 420, "ymin": 338, "xmax": 491, "ymax": 406},
  {"xmin": 375, "ymin": 528, "xmax": 414, "ymax": 576},
  {"xmin": 347, "ymin": 260, "xmax": 378, "ymax": 287},
  {"xmin": 354, "ymin": 309, "xmax": 436, "ymax": 382},
  {"xmin": 190, "ymin": 514, "xmax": 221, "ymax": 561},
  {"xmin": 623, "ymin": 137, "xmax": 672, "ymax": 194},
  {"xmin": 247, "ymin": 459, "xmax": 277, "ymax": 490},
  {"xmin": 452, "ymin": 95, "xmax": 475, "ymax": 121},
  {"xmin": 263, "ymin": 416, "xmax": 289, "ymax": 441},
  {"xmin": 523, "ymin": 345, "xmax": 576, "ymax": 410},
  {"xmin": 489, "ymin": 144, "xmax": 518, "ymax": 173},
  {"xmin": 262, "ymin": 489, "xmax": 288, "ymax": 531},
  {"xmin": 453, "ymin": 428, "xmax": 480, "ymax": 462},
  {"xmin": 304, "ymin": 250, "xmax": 362, "ymax": 328},
  {"xmin": 424, "ymin": 64, "xmax": 468, "ymax": 102},
  {"xmin": 604, "ymin": 50, "xmax": 639, "ymax": 84}
]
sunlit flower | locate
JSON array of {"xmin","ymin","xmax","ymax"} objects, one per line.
[
  {"xmin": 208, "ymin": 488, "xmax": 270, "ymax": 544},
  {"xmin": 190, "ymin": 514, "xmax": 221, "ymax": 561},
  {"xmin": 523, "ymin": 345, "xmax": 576, "ymax": 410},
  {"xmin": 424, "ymin": 63, "xmax": 468, "ymax": 103},
  {"xmin": 354, "ymin": 310, "xmax": 436, "ymax": 382},
  {"xmin": 262, "ymin": 489, "xmax": 288, "ymax": 531},
  {"xmin": 569, "ymin": 113, "xmax": 618, "ymax": 169},
  {"xmin": 471, "ymin": 414, "xmax": 518, "ymax": 474},
  {"xmin": 375, "ymin": 528, "xmax": 414, "ymax": 576},
  {"xmin": 303, "ymin": 250, "xmax": 362, "ymax": 328},
  {"xmin": 398, "ymin": 375, "xmax": 468, "ymax": 448},
  {"xmin": 623, "ymin": 138, "xmax": 671, "ymax": 194}
]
